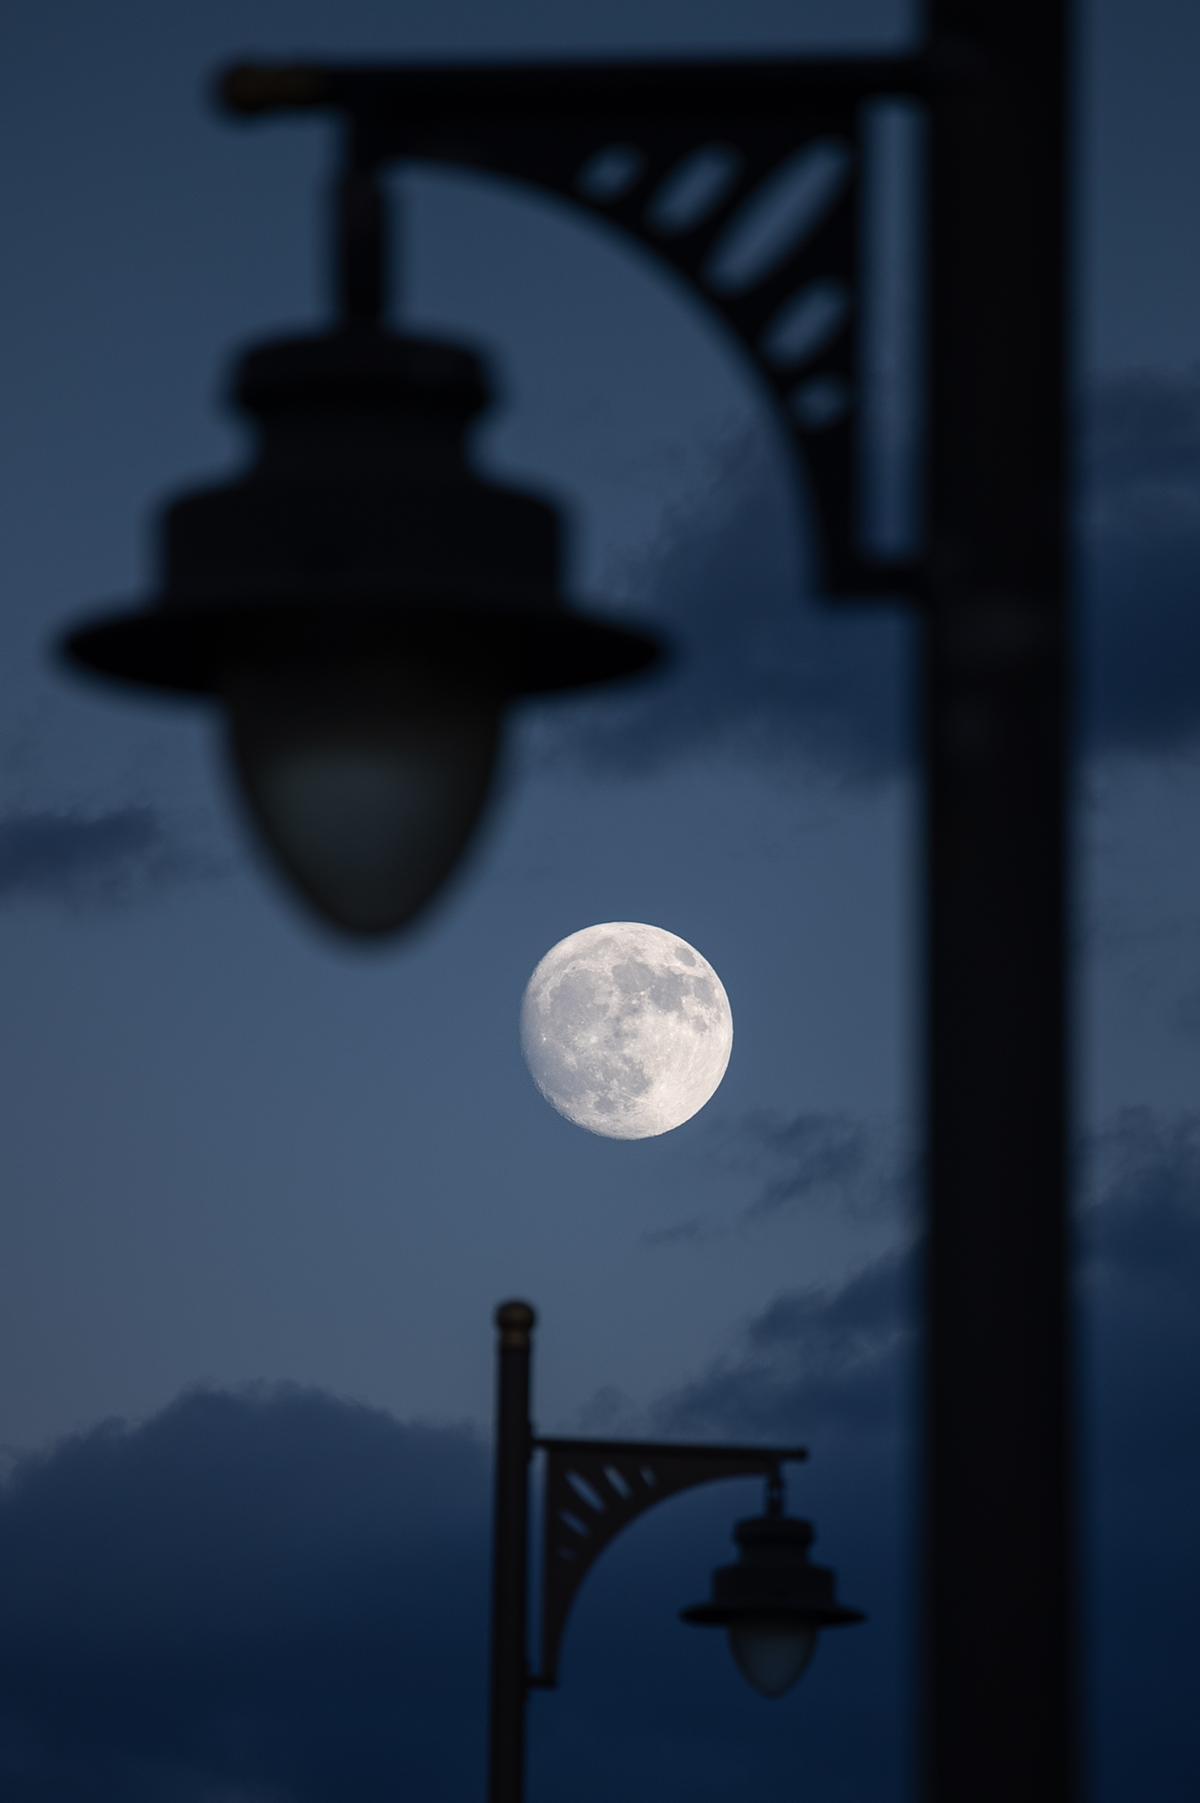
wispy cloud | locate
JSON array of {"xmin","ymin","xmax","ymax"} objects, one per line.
[
  {"xmin": 0, "ymin": 805, "xmax": 211, "ymax": 909},
  {"xmin": 738, "ymin": 1109, "xmax": 876, "ymax": 1223},
  {"xmin": 1084, "ymin": 369, "xmax": 1200, "ymax": 519},
  {"xmin": 641, "ymin": 1109, "xmax": 909, "ymax": 1251},
  {"xmin": 640, "ymin": 1214, "xmax": 721, "ymax": 1249},
  {"xmin": 650, "ymin": 1241, "xmax": 915, "ymax": 1449},
  {"xmin": 543, "ymin": 371, "xmax": 1200, "ymax": 784},
  {"xmin": 534, "ymin": 432, "xmax": 916, "ymax": 785}
]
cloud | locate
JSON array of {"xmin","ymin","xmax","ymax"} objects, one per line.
[
  {"xmin": 1078, "ymin": 1108, "xmax": 1200, "ymax": 1495},
  {"xmin": 1082, "ymin": 370, "xmax": 1200, "ymax": 764},
  {"xmin": 1084, "ymin": 369, "xmax": 1200, "ymax": 516},
  {"xmin": 652, "ymin": 1241, "xmax": 915, "ymax": 1451},
  {"xmin": 1076, "ymin": 1108, "xmax": 1200, "ymax": 1801},
  {"xmin": 540, "ymin": 433, "xmax": 916, "ymax": 784},
  {"xmin": 1169, "ymin": 981, "xmax": 1200, "ymax": 1039},
  {"xmin": 0, "ymin": 806, "xmax": 209, "ymax": 909},
  {"xmin": 647, "ymin": 1104, "xmax": 1200, "ymax": 1460},
  {"xmin": 545, "ymin": 370, "xmax": 1200, "ymax": 783},
  {"xmin": 0, "ymin": 1387, "xmax": 489, "ymax": 1803},
  {"xmin": 641, "ymin": 1109, "xmax": 908, "ymax": 1250},
  {"xmin": 639, "ymin": 1214, "xmax": 720, "ymax": 1249},
  {"xmin": 737, "ymin": 1109, "xmax": 879, "ymax": 1223}
]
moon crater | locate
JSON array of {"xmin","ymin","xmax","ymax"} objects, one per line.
[{"xmin": 520, "ymin": 922, "xmax": 733, "ymax": 1139}]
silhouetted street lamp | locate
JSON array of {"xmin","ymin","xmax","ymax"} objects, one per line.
[
  {"xmin": 681, "ymin": 1507, "xmax": 863, "ymax": 1698},
  {"xmin": 56, "ymin": 13, "xmax": 1074, "ymax": 1802},
  {"xmin": 488, "ymin": 1302, "xmax": 862, "ymax": 1802}
]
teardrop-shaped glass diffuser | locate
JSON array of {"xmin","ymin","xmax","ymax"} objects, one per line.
[
  {"xmin": 225, "ymin": 659, "xmax": 500, "ymax": 936},
  {"xmin": 728, "ymin": 1620, "xmax": 818, "ymax": 1698}
]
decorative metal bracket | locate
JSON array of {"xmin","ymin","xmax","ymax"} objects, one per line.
[
  {"xmin": 530, "ymin": 1433, "xmax": 807, "ymax": 1688},
  {"xmin": 220, "ymin": 56, "xmax": 930, "ymax": 600}
]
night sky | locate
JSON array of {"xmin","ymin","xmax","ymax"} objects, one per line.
[{"xmin": 2, "ymin": 1, "xmax": 1199, "ymax": 1798}]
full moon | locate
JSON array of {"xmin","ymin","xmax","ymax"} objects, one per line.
[{"xmin": 520, "ymin": 922, "xmax": 733, "ymax": 1139}]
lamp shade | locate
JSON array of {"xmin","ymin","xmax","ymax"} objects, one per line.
[
  {"xmin": 61, "ymin": 329, "xmax": 662, "ymax": 934},
  {"xmin": 681, "ymin": 1514, "xmax": 863, "ymax": 1699}
]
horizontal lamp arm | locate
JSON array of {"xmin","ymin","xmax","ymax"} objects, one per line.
[
  {"xmin": 218, "ymin": 55, "xmax": 932, "ymax": 129},
  {"xmin": 535, "ymin": 1435, "xmax": 807, "ymax": 1464}
]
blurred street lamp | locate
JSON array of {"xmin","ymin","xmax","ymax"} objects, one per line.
[
  {"xmin": 488, "ymin": 1302, "xmax": 863, "ymax": 1802},
  {"xmin": 64, "ymin": 325, "xmax": 656, "ymax": 936}
]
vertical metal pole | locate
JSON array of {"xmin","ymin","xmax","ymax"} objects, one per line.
[
  {"xmin": 489, "ymin": 1301, "xmax": 535, "ymax": 1803},
  {"xmin": 334, "ymin": 127, "xmax": 387, "ymax": 326},
  {"xmin": 923, "ymin": 5, "xmax": 1074, "ymax": 1802}
]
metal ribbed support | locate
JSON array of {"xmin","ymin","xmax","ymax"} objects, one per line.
[
  {"xmin": 217, "ymin": 54, "xmax": 930, "ymax": 601},
  {"xmin": 533, "ymin": 1437, "xmax": 808, "ymax": 1688}
]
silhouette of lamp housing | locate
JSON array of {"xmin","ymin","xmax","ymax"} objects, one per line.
[
  {"xmin": 62, "ymin": 328, "xmax": 659, "ymax": 936},
  {"xmin": 681, "ymin": 1502, "xmax": 865, "ymax": 1698}
]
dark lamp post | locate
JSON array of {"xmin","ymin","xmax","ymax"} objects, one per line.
[
  {"xmin": 63, "ymin": 328, "xmax": 659, "ymax": 935},
  {"xmin": 681, "ymin": 1510, "xmax": 864, "ymax": 1698}
]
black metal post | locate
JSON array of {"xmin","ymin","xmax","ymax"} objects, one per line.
[
  {"xmin": 489, "ymin": 1301, "xmax": 535, "ymax": 1803},
  {"xmin": 924, "ymin": 5, "xmax": 1074, "ymax": 1801},
  {"xmin": 334, "ymin": 126, "xmax": 387, "ymax": 327}
]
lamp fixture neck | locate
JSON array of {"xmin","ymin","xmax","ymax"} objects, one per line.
[{"xmin": 334, "ymin": 128, "xmax": 388, "ymax": 327}]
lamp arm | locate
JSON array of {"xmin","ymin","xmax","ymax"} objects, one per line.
[
  {"xmin": 218, "ymin": 55, "xmax": 929, "ymax": 600},
  {"xmin": 529, "ymin": 1433, "xmax": 807, "ymax": 1689}
]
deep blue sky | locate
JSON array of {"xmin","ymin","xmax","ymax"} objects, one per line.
[{"xmin": 2, "ymin": 1, "xmax": 1200, "ymax": 1799}]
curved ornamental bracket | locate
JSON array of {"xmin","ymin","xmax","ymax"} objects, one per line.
[
  {"xmin": 531, "ymin": 1434, "xmax": 807, "ymax": 1689},
  {"xmin": 219, "ymin": 56, "xmax": 929, "ymax": 599}
]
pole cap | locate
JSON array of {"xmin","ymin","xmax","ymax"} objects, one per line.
[{"xmin": 495, "ymin": 1299, "xmax": 537, "ymax": 1346}]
